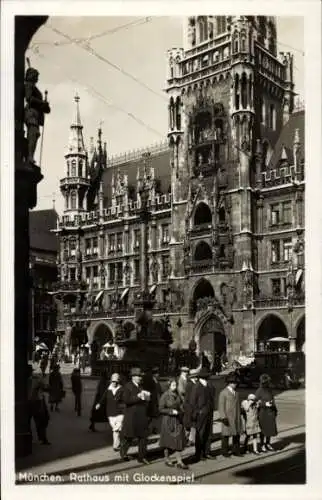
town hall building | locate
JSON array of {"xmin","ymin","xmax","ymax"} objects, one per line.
[{"xmin": 54, "ymin": 16, "xmax": 305, "ymax": 361}]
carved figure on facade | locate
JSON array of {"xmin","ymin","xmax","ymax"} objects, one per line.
[
  {"xmin": 183, "ymin": 238, "xmax": 191, "ymax": 270},
  {"xmin": 150, "ymin": 257, "xmax": 159, "ymax": 283},
  {"xmin": 24, "ymin": 64, "xmax": 51, "ymax": 164},
  {"xmin": 243, "ymin": 268, "xmax": 254, "ymax": 307}
]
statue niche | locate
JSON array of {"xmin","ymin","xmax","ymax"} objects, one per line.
[{"xmin": 24, "ymin": 65, "xmax": 51, "ymax": 165}]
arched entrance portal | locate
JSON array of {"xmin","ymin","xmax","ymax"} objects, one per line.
[
  {"xmin": 257, "ymin": 314, "xmax": 289, "ymax": 352},
  {"xmin": 296, "ymin": 316, "xmax": 305, "ymax": 352},
  {"xmin": 93, "ymin": 323, "xmax": 113, "ymax": 350},
  {"xmin": 192, "ymin": 278, "xmax": 214, "ymax": 315},
  {"xmin": 199, "ymin": 316, "xmax": 227, "ymax": 359},
  {"xmin": 70, "ymin": 323, "xmax": 88, "ymax": 351}
]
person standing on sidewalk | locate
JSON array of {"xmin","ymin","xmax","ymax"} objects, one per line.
[
  {"xmin": 241, "ymin": 393, "xmax": 261, "ymax": 454},
  {"xmin": 177, "ymin": 367, "xmax": 189, "ymax": 399},
  {"xmin": 144, "ymin": 367, "xmax": 163, "ymax": 434},
  {"xmin": 189, "ymin": 368, "xmax": 216, "ymax": 463},
  {"xmin": 159, "ymin": 378, "xmax": 188, "ymax": 469},
  {"xmin": 120, "ymin": 367, "xmax": 151, "ymax": 464},
  {"xmin": 183, "ymin": 368, "xmax": 199, "ymax": 445},
  {"xmin": 28, "ymin": 366, "xmax": 51, "ymax": 445},
  {"xmin": 71, "ymin": 368, "xmax": 82, "ymax": 416},
  {"xmin": 255, "ymin": 374, "xmax": 278, "ymax": 452},
  {"xmin": 106, "ymin": 373, "xmax": 124, "ymax": 451},
  {"xmin": 89, "ymin": 370, "xmax": 109, "ymax": 432},
  {"xmin": 49, "ymin": 364, "xmax": 64, "ymax": 412},
  {"xmin": 218, "ymin": 372, "xmax": 242, "ymax": 457}
]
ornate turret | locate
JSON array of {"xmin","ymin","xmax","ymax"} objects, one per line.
[
  {"xmin": 60, "ymin": 94, "xmax": 90, "ymax": 214},
  {"xmin": 86, "ymin": 126, "xmax": 107, "ymax": 211}
]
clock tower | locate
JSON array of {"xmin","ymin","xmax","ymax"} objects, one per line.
[{"xmin": 166, "ymin": 15, "xmax": 296, "ymax": 356}]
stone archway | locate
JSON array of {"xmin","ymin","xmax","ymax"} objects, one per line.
[
  {"xmin": 257, "ymin": 314, "xmax": 289, "ymax": 352},
  {"xmin": 191, "ymin": 278, "xmax": 214, "ymax": 315},
  {"xmin": 93, "ymin": 323, "xmax": 114, "ymax": 349},
  {"xmin": 199, "ymin": 315, "xmax": 227, "ymax": 359},
  {"xmin": 296, "ymin": 316, "xmax": 305, "ymax": 352}
]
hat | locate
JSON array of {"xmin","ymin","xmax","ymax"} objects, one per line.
[
  {"xmin": 111, "ymin": 373, "xmax": 121, "ymax": 382},
  {"xmin": 152, "ymin": 367, "xmax": 159, "ymax": 375},
  {"xmin": 226, "ymin": 372, "xmax": 239, "ymax": 384},
  {"xmin": 180, "ymin": 366, "xmax": 189, "ymax": 373},
  {"xmin": 131, "ymin": 367, "xmax": 143, "ymax": 377},
  {"xmin": 197, "ymin": 368, "xmax": 211, "ymax": 379},
  {"xmin": 248, "ymin": 393, "xmax": 256, "ymax": 401},
  {"xmin": 189, "ymin": 368, "xmax": 199, "ymax": 378}
]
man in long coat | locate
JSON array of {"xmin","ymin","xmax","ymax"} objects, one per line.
[
  {"xmin": 183, "ymin": 368, "xmax": 199, "ymax": 443},
  {"xmin": 218, "ymin": 372, "xmax": 242, "ymax": 457},
  {"xmin": 189, "ymin": 368, "xmax": 216, "ymax": 462},
  {"xmin": 120, "ymin": 367, "xmax": 150, "ymax": 464},
  {"xmin": 144, "ymin": 367, "xmax": 163, "ymax": 434}
]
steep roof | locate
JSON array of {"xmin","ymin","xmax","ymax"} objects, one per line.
[
  {"xmin": 102, "ymin": 144, "xmax": 171, "ymax": 203},
  {"xmin": 269, "ymin": 110, "xmax": 305, "ymax": 168},
  {"xmin": 29, "ymin": 209, "xmax": 59, "ymax": 253}
]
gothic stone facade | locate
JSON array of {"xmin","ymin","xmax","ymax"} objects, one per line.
[{"xmin": 55, "ymin": 16, "xmax": 305, "ymax": 360}]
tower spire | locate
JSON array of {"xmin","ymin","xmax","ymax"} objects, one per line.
[
  {"xmin": 67, "ymin": 93, "xmax": 86, "ymax": 155},
  {"xmin": 73, "ymin": 93, "xmax": 81, "ymax": 127}
]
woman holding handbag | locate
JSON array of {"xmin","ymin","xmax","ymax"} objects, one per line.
[
  {"xmin": 255, "ymin": 374, "xmax": 278, "ymax": 452},
  {"xmin": 159, "ymin": 378, "xmax": 188, "ymax": 469}
]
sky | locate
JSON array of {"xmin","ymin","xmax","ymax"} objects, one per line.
[{"xmin": 27, "ymin": 16, "xmax": 304, "ymax": 214}]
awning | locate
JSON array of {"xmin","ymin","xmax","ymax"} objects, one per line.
[
  {"xmin": 268, "ymin": 337, "xmax": 290, "ymax": 342},
  {"xmin": 150, "ymin": 284, "xmax": 157, "ymax": 294},
  {"xmin": 295, "ymin": 269, "xmax": 303, "ymax": 286},
  {"xmin": 120, "ymin": 288, "xmax": 129, "ymax": 301},
  {"xmin": 94, "ymin": 290, "xmax": 104, "ymax": 304}
]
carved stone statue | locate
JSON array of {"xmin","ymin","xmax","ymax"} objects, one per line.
[
  {"xmin": 198, "ymin": 153, "xmax": 203, "ymax": 166},
  {"xmin": 24, "ymin": 66, "xmax": 51, "ymax": 164}
]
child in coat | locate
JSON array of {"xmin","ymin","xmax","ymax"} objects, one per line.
[{"xmin": 241, "ymin": 394, "xmax": 260, "ymax": 454}]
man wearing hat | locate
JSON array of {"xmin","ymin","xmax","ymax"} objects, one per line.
[
  {"xmin": 106, "ymin": 373, "xmax": 124, "ymax": 451},
  {"xmin": 177, "ymin": 366, "xmax": 189, "ymax": 399},
  {"xmin": 189, "ymin": 368, "xmax": 216, "ymax": 462},
  {"xmin": 144, "ymin": 367, "xmax": 163, "ymax": 434},
  {"xmin": 120, "ymin": 367, "xmax": 151, "ymax": 464},
  {"xmin": 183, "ymin": 368, "xmax": 199, "ymax": 443},
  {"xmin": 218, "ymin": 372, "xmax": 242, "ymax": 457}
]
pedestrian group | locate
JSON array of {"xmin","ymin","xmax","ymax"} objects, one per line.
[{"xmin": 28, "ymin": 358, "xmax": 278, "ymax": 467}]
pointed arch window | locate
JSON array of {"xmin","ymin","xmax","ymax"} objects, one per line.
[
  {"xmin": 67, "ymin": 160, "xmax": 70, "ymax": 177},
  {"xmin": 71, "ymin": 159, "xmax": 76, "ymax": 177},
  {"xmin": 175, "ymin": 97, "xmax": 181, "ymax": 130},
  {"xmin": 233, "ymin": 32, "xmax": 239, "ymax": 53},
  {"xmin": 78, "ymin": 159, "xmax": 83, "ymax": 177},
  {"xmin": 241, "ymin": 73, "xmax": 248, "ymax": 109},
  {"xmin": 169, "ymin": 97, "xmax": 175, "ymax": 130},
  {"xmin": 269, "ymin": 104, "xmax": 276, "ymax": 130},
  {"xmin": 235, "ymin": 74, "xmax": 240, "ymax": 110},
  {"xmin": 219, "ymin": 206, "xmax": 226, "ymax": 223},
  {"xmin": 198, "ymin": 17, "xmax": 207, "ymax": 43},
  {"xmin": 240, "ymin": 32, "xmax": 247, "ymax": 52},
  {"xmin": 71, "ymin": 191, "xmax": 77, "ymax": 210},
  {"xmin": 216, "ymin": 16, "xmax": 226, "ymax": 35}
]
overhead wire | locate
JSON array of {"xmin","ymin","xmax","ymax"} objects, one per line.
[
  {"xmin": 29, "ymin": 17, "xmax": 152, "ymax": 48},
  {"xmin": 46, "ymin": 23, "xmax": 168, "ymax": 103},
  {"xmin": 28, "ymin": 46, "xmax": 164, "ymax": 138}
]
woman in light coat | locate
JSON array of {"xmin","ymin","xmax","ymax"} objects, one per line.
[{"xmin": 241, "ymin": 394, "xmax": 261, "ymax": 454}]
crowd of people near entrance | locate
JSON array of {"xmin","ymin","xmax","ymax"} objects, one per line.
[{"xmin": 27, "ymin": 355, "xmax": 279, "ymax": 466}]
